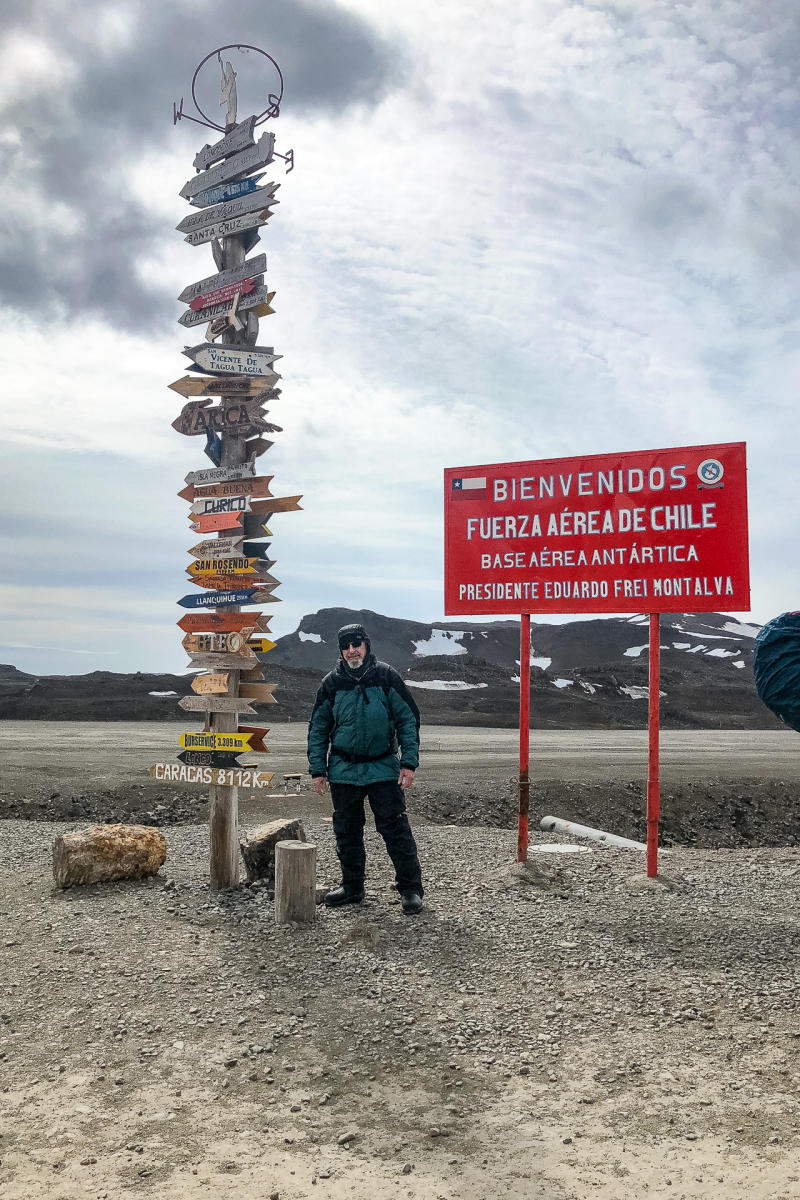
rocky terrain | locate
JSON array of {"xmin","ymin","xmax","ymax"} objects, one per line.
[
  {"xmin": 0, "ymin": 607, "xmax": 778, "ymax": 729},
  {"xmin": 1, "ymin": 817, "xmax": 798, "ymax": 1200}
]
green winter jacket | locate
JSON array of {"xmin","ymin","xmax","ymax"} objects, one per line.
[{"xmin": 307, "ymin": 654, "xmax": 420, "ymax": 786}]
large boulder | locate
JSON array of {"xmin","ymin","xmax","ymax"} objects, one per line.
[{"xmin": 240, "ymin": 818, "xmax": 306, "ymax": 884}]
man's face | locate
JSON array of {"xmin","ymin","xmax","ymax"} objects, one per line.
[{"xmin": 342, "ymin": 638, "xmax": 366, "ymax": 668}]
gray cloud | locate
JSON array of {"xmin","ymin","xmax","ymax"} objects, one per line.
[{"xmin": 0, "ymin": 0, "xmax": 407, "ymax": 332}]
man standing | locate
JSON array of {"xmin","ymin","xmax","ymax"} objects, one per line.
[{"xmin": 307, "ymin": 622, "xmax": 424, "ymax": 915}]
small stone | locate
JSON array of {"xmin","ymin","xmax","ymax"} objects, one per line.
[
  {"xmin": 401, "ymin": 1163, "xmax": 414, "ymax": 1175},
  {"xmin": 337, "ymin": 1130, "xmax": 357, "ymax": 1145}
]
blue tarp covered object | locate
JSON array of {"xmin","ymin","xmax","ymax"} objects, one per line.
[{"xmin": 753, "ymin": 611, "xmax": 800, "ymax": 733}]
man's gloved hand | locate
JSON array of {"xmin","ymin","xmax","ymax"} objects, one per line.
[
  {"xmin": 312, "ymin": 776, "xmax": 328, "ymax": 795},
  {"xmin": 397, "ymin": 768, "xmax": 415, "ymax": 790}
]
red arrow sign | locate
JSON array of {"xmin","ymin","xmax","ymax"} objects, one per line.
[
  {"xmin": 190, "ymin": 278, "xmax": 257, "ymax": 311},
  {"xmin": 190, "ymin": 511, "xmax": 245, "ymax": 533},
  {"xmin": 238, "ymin": 725, "xmax": 270, "ymax": 754},
  {"xmin": 177, "ymin": 612, "xmax": 270, "ymax": 634}
]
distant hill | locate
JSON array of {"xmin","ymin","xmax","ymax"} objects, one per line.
[{"xmin": 0, "ymin": 608, "xmax": 778, "ymax": 729}]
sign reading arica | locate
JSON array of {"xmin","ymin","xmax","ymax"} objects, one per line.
[{"xmin": 444, "ymin": 442, "xmax": 750, "ymax": 616}]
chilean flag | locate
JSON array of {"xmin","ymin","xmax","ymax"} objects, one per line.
[{"xmin": 451, "ymin": 476, "xmax": 487, "ymax": 500}]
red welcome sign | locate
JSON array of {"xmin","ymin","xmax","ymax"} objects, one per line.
[{"xmin": 444, "ymin": 442, "xmax": 749, "ymax": 616}]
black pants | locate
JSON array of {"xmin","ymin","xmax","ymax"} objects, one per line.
[{"xmin": 329, "ymin": 780, "xmax": 423, "ymax": 896}]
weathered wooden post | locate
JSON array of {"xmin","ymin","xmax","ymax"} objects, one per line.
[
  {"xmin": 274, "ymin": 840, "xmax": 317, "ymax": 924},
  {"xmin": 149, "ymin": 47, "xmax": 301, "ymax": 890}
]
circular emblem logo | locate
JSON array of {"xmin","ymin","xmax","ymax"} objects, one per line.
[{"xmin": 697, "ymin": 458, "xmax": 724, "ymax": 486}]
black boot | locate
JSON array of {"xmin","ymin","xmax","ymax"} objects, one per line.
[
  {"xmin": 324, "ymin": 885, "xmax": 364, "ymax": 907},
  {"xmin": 401, "ymin": 889, "xmax": 423, "ymax": 915}
]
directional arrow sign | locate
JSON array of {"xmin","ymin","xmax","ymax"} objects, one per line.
[
  {"xmin": 192, "ymin": 116, "xmax": 256, "ymax": 172},
  {"xmin": 172, "ymin": 398, "xmax": 268, "ymax": 437},
  {"xmin": 187, "ymin": 558, "xmax": 259, "ymax": 576},
  {"xmin": 177, "ymin": 588, "xmax": 257, "ymax": 609},
  {"xmin": 185, "ymin": 462, "xmax": 257, "ymax": 486},
  {"xmin": 190, "ymin": 278, "xmax": 257, "ymax": 311},
  {"xmin": 190, "ymin": 672, "xmax": 231, "ymax": 694},
  {"xmin": 182, "ymin": 630, "xmax": 254, "ymax": 654},
  {"xmin": 242, "ymin": 663, "xmax": 265, "ymax": 682},
  {"xmin": 178, "ymin": 749, "xmax": 250, "ymax": 768},
  {"xmin": 183, "ymin": 343, "xmax": 282, "ymax": 377},
  {"xmin": 178, "ymin": 695, "xmax": 257, "ymax": 715},
  {"xmin": 189, "ymin": 512, "xmax": 245, "ymax": 534},
  {"xmin": 177, "ymin": 185, "xmax": 279, "ymax": 234},
  {"xmin": 186, "ymin": 651, "xmax": 258, "ymax": 671},
  {"xmin": 246, "ymin": 639, "xmax": 276, "ymax": 655},
  {"xmin": 189, "ymin": 574, "xmax": 276, "ymax": 593},
  {"xmin": 179, "ymin": 285, "xmax": 273, "ymax": 329},
  {"xmin": 187, "ymin": 536, "xmax": 244, "ymax": 559},
  {"xmin": 179, "ymin": 130, "xmax": 276, "ymax": 199},
  {"xmin": 191, "ymin": 174, "xmax": 264, "ymax": 210},
  {"xmin": 179, "ymin": 476, "xmax": 273, "ymax": 502},
  {"xmin": 178, "ymin": 255, "xmax": 267, "ymax": 305},
  {"xmin": 170, "ymin": 375, "xmax": 278, "ymax": 398},
  {"xmin": 189, "ymin": 494, "xmax": 253, "ymax": 517},
  {"xmin": 238, "ymin": 683, "xmax": 277, "ymax": 704},
  {"xmin": 149, "ymin": 762, "xmax": 274, "ymax": 788},
  {"xmin": 238, "ymin": 726, "xmax": 270, "ymax": 754},
  {"xmin": 184, "ymin": 205, "xmax": 276, "ymax": 246},
  {"xmin": 179, "ymin": 730, "xmax": 253, "ymax": 752},
  {"xmin": 177, "ymin": 611, "xmax": 269, "ymax": 634}
]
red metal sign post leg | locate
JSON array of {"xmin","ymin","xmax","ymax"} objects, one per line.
[
  {"xmin": 647, "ymin": 612, "xmax": 661, "ymax": 877},
  {"xmin": 517, "ymin": 612, "xmax": 531, "ymax": 863}
]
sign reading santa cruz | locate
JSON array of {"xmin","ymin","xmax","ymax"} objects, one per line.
[{"xmin": 444, "ymin": 442, "xmax": 749, "ymax": 616}]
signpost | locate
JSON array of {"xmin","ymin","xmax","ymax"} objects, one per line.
[
  {"xmin": 149, "ymin": 762, "xmax": 273, "ymax": 788},
  {"xmin": 178, "ymin": 254, "xmax": 267, "ymax": 305},
  {"xmin": 177, "ymin": 611, "xmax": 269, "ymax": 633},
  {"xmin": 182, "ymin": 343, "xmax": 282, "ymax": 376},
  {"xmin": 167, "ymin": 54, "xmax": 302, "ymax": 891},
  {"xmin": 177, "ymin": 186, "xmax": 279, "ymax": 234},
  {"xmin": 444, "ymin": 443, "xmax": 750, "ymax": 878}
]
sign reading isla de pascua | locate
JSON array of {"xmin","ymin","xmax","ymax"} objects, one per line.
[{"xmin": 444, "ymin": 442, "xmax": 749, "ymax": 616}]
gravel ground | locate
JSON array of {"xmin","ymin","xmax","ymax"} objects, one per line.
[{"xmin": 1, "ymin": 814, "xmax": 799, "ymax": 1200}]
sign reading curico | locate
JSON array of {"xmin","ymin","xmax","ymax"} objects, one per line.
[{"xmin": 444, "ymin": 442, "xmax": 749, "ymax": 616}]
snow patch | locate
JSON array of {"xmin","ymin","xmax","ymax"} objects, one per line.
[
  {"xmin": 721, "ymin": 620, "xmax": 759, "ymax": 639},
  {"xmin": 686, "ymin": 645, "xmax": 706, "ymax": 654},
  {"xmin": 149, "ymin": 690, "xmax": 177, "ymax": 697},
  {"xmin": 620, "ymin": 685, "xmax": 667, "ymax": 700},
  {"xmin": 624, "ymin": 644, "xmax": 648, "ymax": 658},
  {"xmin": 406, "ymin": 679, "xmax": 486, "ymax": 691},
  {"xmin": 627, "ymin": 615, "xmax": 649, "ymax": 625},
  {"xmin": 672, "ymin": 642, "xmax": 691, "ymax": 650},
  {"xmin": 579, "ymin": 681, "xmax": 597, "ymax": 694},
  {"xmin": 706, "ymin": 648, "xmax": 738, "ymax": 658},
  {"xmin": 553, "ymin": 678, "xmax": 573, "ymax": 689},
  {"xmin": 412, "ymin": 630, "xmax": 467, "ymax": 657},
  {"xmin": 298, "ymin": 631, "xmax": 322, "ymax": 643},
  {"xmin": 733, "ymin": 660, "xmax": 745, "ymax": 669},
  {"xmin": 532, "ymin": 656, "xmax": 551, "ymax": 670},
  {"xmin": 680, "ymin": 629, "xmax": 741, "ymax": 640}
]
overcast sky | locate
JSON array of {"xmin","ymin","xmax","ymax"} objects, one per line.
[{"xmin": 1, "ymin": 0, "xmax": 799, "ymax": 676}]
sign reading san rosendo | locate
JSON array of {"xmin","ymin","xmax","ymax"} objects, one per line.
[{"xmin": 444, "ymin": 442, "xmax": 749, "ymax": 616}]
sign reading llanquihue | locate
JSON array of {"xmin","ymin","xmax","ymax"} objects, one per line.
[{"xmin": 444, "ymin": 442, "xmax": 749, "ymax": 616}]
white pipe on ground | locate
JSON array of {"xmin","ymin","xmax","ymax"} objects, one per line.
[{"xmin": 539, "ymin": 815, "xmax": 647, "ymax": 851}]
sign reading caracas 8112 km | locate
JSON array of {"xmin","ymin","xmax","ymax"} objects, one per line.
[{"xmin": 444, "ymin": 442, "xmax": 749, "ymax": 616}]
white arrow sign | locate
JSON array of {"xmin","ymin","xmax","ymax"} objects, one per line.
[
  {"xmin": 176, "ymin": 185, "xmax": 280, "ymax": 234},
  {"xmin": 193, "ymin": 116, "xmax": 256, "ymax": 172},
  {"xmin": 179, "ymin": 131, "xmax": 276, "ymax": 199},
  {"xmin": 183, "ymin": 343, "xmax": 282, "ymax": 377},
  {"xmin": 184, "ymin": 206, "xmax": 276, "ymax": 246}
]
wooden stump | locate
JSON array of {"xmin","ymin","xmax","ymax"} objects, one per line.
[
  {"xmin": 53, "ymin": 824, "xmax": 167, "ymax": 888},
  {"xmin": 240, "ymin": 818, "xmax": 306, "ymax": 884},
  {"xmin": 274, "ymin": 840, "xmax": 316, "ymax": 925}
]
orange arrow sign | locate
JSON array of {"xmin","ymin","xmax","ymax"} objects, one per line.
[
  {"xmin": 190, "ymin": 511, "xmax": 245, "ymax": 533},
  {"xmin": 169, "ymin": 375, "xmax": 278, "ymax": 398},
  {"xmin": 177, "ymin": 612, "xmax": 269, "ymax": 634}
]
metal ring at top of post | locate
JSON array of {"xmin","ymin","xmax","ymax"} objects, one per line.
[{"xmin": 190, "ymin": 45, "xmax": 284, "ymax": 132}]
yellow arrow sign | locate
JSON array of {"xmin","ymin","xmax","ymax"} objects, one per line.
[
  {"xmin": 187, "ymin": 557, "xmax": 259, "ymax": 576},
  {"xmin": 247, "ymin": 638, "xmax": 277, "ymax": 654},
  {"xmin": 178, "ymin": 731, "xmax": 252, "ymax": 752}
]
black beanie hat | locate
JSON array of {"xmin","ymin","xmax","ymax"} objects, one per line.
[{"xmin": 338, "ymin": 622, "xmax": 369, "ymax": 652}]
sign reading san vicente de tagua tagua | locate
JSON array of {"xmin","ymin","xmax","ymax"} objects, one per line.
[{"xmin": 444, "ymin": 442, "xmax": 750, "ymax": 617}]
